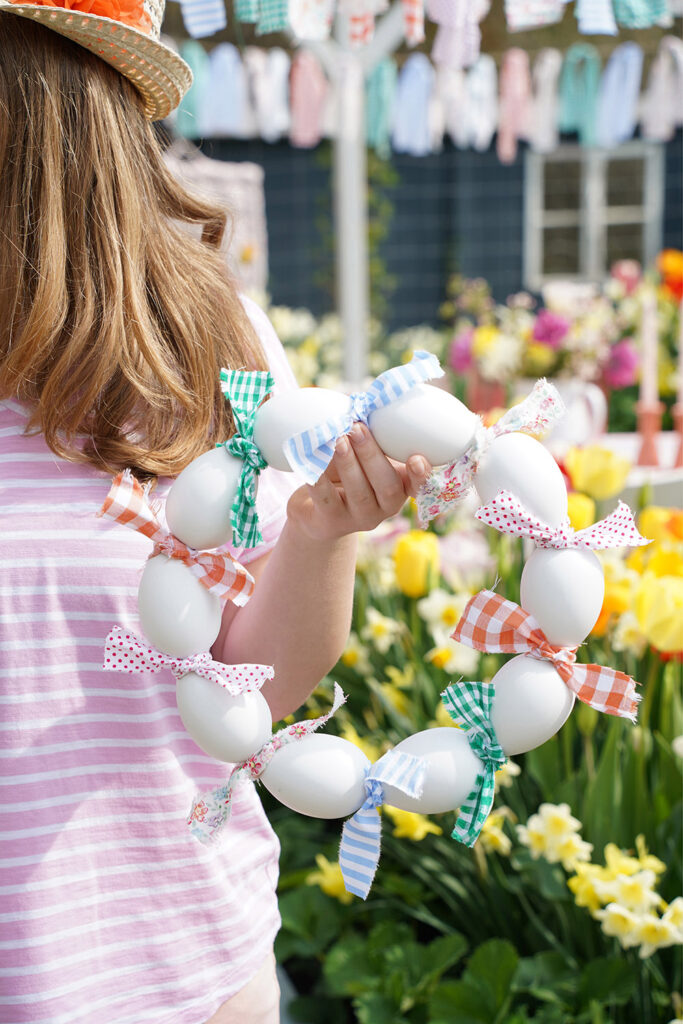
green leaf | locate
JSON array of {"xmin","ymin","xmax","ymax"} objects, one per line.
[
  {"xmin": 428, "ymin": 979, "xmax": 491, "ymax": 1024},
  {"xmin": 425, "ymin": 933, "xmax": 469, "ymax": 979},
  {"xmin": 323, "ymin": 936, "xmax": 380, "ymax": 997},
  {"xmin": 582, "ymin": 722, "xmax": 624, "ymax": 852},
  {"xmin": 466, "ymin": 938, "xmax": 519, "ymax": 1013},
  {"xmin": 353, "ymin": 993, "xmax": 406, "ymax": 1024},
  {"xmin": 513, "ymin": 951, "xmax": 577, "ymax": 1006},
  {"xmin": 577, "ymin": 957, "xmax": 637, "ymax": 1009},
  {"xmin": 276, "ymin": 887, "xmax": 344, "ymax": 961}
]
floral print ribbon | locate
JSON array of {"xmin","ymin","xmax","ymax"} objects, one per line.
[
  {"xmin": 219, "ymin": 368, "xmax": 274, "ymax": 549},
  {"xmin": 284, "ymin": 350, "xmax": 444, "ymax": 483},
  {"xmin": 452, "ymin": 590, "xmax": 639, "ymax": 722},
  {"xmin": 441, "ymin": 681, "xmax": 506, "ymax": 847},
  {"xmin": 476, "ymin": 492, "xmax": 650, "ymax": 550},
  {"xmin": 103, "ymin": 626, "xmax": 274, "ymax": 694},
  {"xmin": 188, "ymin": 683, "xmax": 347, "ymax": 844},
  {"xmin": 339, "ymin": 749, "xmax": 427, "ymax": 899},
  {"xmin": 99, "ymin": 469, "xmax": 254, "ymax": 606},
  {"xmin": 416, "ymin": 378, "xmax": 565, "ymax": 526}
]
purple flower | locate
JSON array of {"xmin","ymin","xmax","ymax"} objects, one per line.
[
  {"xmin": 532, "ymin": 309, "xmax": 571, "ymax": 349},
  {"xmin": 448, "ymin": 329, "xmax": 474, "ymax": 373},
  {"xmin": 603, "ymin": 340, "xmax": 639, "ymax": 390}
]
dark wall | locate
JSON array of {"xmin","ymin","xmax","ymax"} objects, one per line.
[{"xmin": 202, "ymin": 131, "xmax": 682, "ymax": 331}]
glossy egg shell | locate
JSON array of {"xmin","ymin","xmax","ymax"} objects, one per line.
[
  {"xmin": 260, "ymin": 733, "xmax": 370, "ymax": 819},
  {"xmin": 165, "ymin": 446, "xmax": 244, "ymax": 551},
  {"xmin": 521, "ymin": 547, "xmax": 605, "ymax": 647},
  {"xmin": 137, "ymin": 555, "xmax": 222, "ymax": 659},
  {"xmin": 491, "ymin": 654, "xmax": 575, "ymax": 755},
  {"xmin": 253, "ymin": 388, "xmax": 351, "ymax": 471},
  {"xmin": 475, "ymin": 433, "xmax": 568, "ymax": 527},
  {"xmin": 176, "ymin": 672, "xmax": 272, "ymax": 763},
  {"xmin": 381, "ymin": 728, "xmax": 482, "ymax": 814},
  {"xmin": 368, "ymin": 384, "xmax": 479, "ymax": 467}
]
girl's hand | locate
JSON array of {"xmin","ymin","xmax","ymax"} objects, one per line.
[{"xmin": 286, "ymin": 422, "xmax": 431, "ymax": 542}]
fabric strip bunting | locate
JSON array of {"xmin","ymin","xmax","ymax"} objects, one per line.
[
  {"xmin": 452, "ymin": 589, "xmax": 639, "ymax": 722},
  {"xmin": 188, "ymin": 683, "xmax": 347, "ymax": 844},
  {"xmin": 476, "ymin": 491, "xmax": 650, "ymax": 550},
  {"xmin": 219, "ymin": 368, "xmax": 274, "ymax": 549},
  {"xmin": 441, "ymin": 682, "xmax": 506, "ymax": 847},
  {"xmin": 98, "ymin": 469, "xmax": 254, "ymax": 606},
  {"xmin": 417, "ymin": 378, "xmax": 565, "ymax": 526},
  {"xmin": 284, "ymin": 350, "xmax": 444, "ymax": 483},
  {"xmin": 338, "ymin": 749, "xmax": 426, "ymax": 899},
  {"xmin": 103, "ymin": 626, "xmax": 273, "ymax": 695}
]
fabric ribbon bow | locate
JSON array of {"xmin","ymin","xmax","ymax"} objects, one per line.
[
  {"xmin": 188, "ymin": 683, "xmax": 347, "ymax": 844},
  {"xmin": 417, "ymin": 378, "xmax": 565, "ymax": 526},
  {"xmin": 338, "ymin": 749, "xmax": 426, "ymax": 900},
  {"xmin": 219, "ymin": 368, "xmax": 274, "ymax": 549},
  {"xmin": 452, "ymin": 590, "xmax": 639, "ymax": 722},
  {"xmin": 475, "ymin": 492, "xmax": 650, "ymax": 550},
  {"xmin": 441, "ymin": 681, "xmax": 506, "ymax": 847},
  {"xmin": 99, "ymin": 469, "xmax": 254, "ymax": 606},
  {"xmin": 103, "ymin": 626, "xmax": 274, "ymax": 695},
  {"xmin": 284, "ymin": 350, "xmax": 444, "ymax": 483}
]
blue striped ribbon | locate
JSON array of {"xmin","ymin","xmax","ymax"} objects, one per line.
[
  {"xmin": 180, "ymin": 0, "xmax": 227, "ymax": 38},
  {"xmin": 284, "ymin": 350, "xmax": 444, "ymax": 483},
  {"xmin": 339, "ymin": 750, "xmax": 426, "ymax": 900}
]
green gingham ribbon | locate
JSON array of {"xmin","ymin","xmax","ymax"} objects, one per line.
[
  {"xmin": 441, "ymin": 681, "xmax": 506, "ymax": 847},
  {"xmin": 219, "ymin": 368, "xmax": 274, "ymax": 549}
]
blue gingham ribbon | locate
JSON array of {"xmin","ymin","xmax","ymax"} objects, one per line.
[
  {"xmin": 441, "ymin": 681, "xmax": 506, "ymax": 847},
  {"xmin": 284, "ymin": 350, "xmax": 444, "ymax": 483},
  {"xmin": 339, "ymin": 749, "xmax": 427, "ymax": 900}
]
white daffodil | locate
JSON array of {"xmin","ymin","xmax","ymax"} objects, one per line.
[{"xmin": 361, "ymin": 608, "xmax": 403, "ymax": 654}]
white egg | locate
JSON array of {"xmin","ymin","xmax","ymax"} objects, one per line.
[
  {"xmin": 521, "ymin": 547, "xmax": 605, "ymax": 647},
  {"xmin": 165, "ymin": 446, "xmax": 244, "ymax": 551},
  {"xmin": 380, "ymin": 728, "xmax": 482, "ymax": 814},
  {"xmin": 137, "ymin": 554, "xmax": 222, "ymax": 658},
  {"xmin": 253, "ymin": 388, "xmax": 351, "ymax": 471},
  {"xmin": 475, "ymin": 433, "xmax": 568, "ymax": 527},
  {"xmin": 491, "ymin": 654, "xmax": 575, "ymax": 755},
  {"xmin": 368, "ymin": 384, "xmax": 479, "ymax": 467},
  {"xmin": 176, "ymin": 672, "xmax": 272, "ymax": 763},
  {"xmin": 260, "ymin": 733, "xmax": 370, "ymax": 819}
]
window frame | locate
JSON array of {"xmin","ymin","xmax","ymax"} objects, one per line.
[{"xmin": 523, "ymin": 141, "xmax": 665, "ymax": 292}]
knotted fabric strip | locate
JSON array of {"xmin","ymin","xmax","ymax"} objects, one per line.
[
  {"xmin": 103, "ymin": 626, "xmax": 274, "ymax": 695},
  {"xmin": 220, "ymin": 368, "xmax": 274, "ymax": 549},
  {"xmin": 452, "ymin": 590, "xmax": 639, "ymax": 722},
  {"xmin": 284, "ymin": 350, "xmax": 444, "ymax": 483},
  {"xmin": 339, "ymin": 749, "xmax": 426, "ymax": 899},
  {"xmin": 99, "ymin": 469, "xmax": 254, "ymax": 606},
  {"xmin": 188, "ymin": 683, "xmax": 347, "ymax": 844},
  {"xmin": 476, "ymin": 492, "xmax": 650, "ymax": 550},
  {"xmin": 441, "ymin": 681, "xmax": 506, "ymax": 846},
  {"xmin": 417, "ymin": 378, "xmax": 565, "ymax": 526}
]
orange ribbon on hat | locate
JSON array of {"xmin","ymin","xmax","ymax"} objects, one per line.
[
  {"xmin": 98, "ymin": 469, "xmax": 255, "ymax": 606},
  {"xmin": 8, "ymin": 0, "xmax": 152, "ymax": 33}
]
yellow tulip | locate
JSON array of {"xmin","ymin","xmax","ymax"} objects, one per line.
[
  {"xmin": 639, "ymin": 506, "xmax": 683, "ymax": 545},
  {"xmin": 591, "ymin": 577, "xmax": 632, "ymax": 637},
  {"xmin": 567, "ymin": 492, "xmax": 596, "ymax": 531},
  {"xmin": 393, "ymin": 530, "xmax": 440, "ymax": 598},
  {"xmin": 646, "ymin": 544, "xmax": 683, "ymax": 579},
  {"xmin": 634, "ymin": 573, "xmax": 683, "ymax": 652},
  {"xmin": 565, "ymin": 446, "xmax": 631, "ymax": 501}
]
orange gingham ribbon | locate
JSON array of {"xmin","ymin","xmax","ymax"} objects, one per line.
[
  {"xmin": 98, "ymin": 470, "xmax": 254, "ymax": 607},
  {"xmin": 452, "ymin": 590, "xmax": 639, "ymax": 722}
]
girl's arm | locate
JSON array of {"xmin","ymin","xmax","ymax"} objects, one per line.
[{"xmin": 212, "ymin": 423, "xmax": 430, "ymax": 721}]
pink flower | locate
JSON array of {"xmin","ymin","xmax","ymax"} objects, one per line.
[
  {"xmin": 611, "ymin": 259, "xmax": 642, "ymax": 295},
  {"xmin": 532, "ymin": 309, "xmax": 570, "ymax": 349},
  {"xmin": 448, "ymin": 329, "xmax": 474, "ymax": 373},
  {"xmin": 603, "ymin": 340, "xmax": 639, "ymax": 389}
]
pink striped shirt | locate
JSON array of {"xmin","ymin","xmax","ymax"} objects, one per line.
[{"xmin": 0, "ymin": 298, "xmax": 300, "ymax": 1024}]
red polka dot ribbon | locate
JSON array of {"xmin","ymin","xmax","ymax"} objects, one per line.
[
  {"xmin": 452, "ymin": 590, "xmax": 640, "ymax": 722},
  {"xmin": 475, "ymin": 491, "xmax": 650, "ymax": 550},
  {"xmin": 103, "ymin": 626, "xmax": 274, "ymax": 695},
  {"xmin": 98, "ymin": 469, "xmax": 254, "ymax": 607}
]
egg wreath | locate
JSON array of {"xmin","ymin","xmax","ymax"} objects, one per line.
[{"xmin": 100, "ymin": 353, "xmax": 649, "ymax": 901}]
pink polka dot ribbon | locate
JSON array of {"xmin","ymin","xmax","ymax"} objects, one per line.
[
  {"xmin": 452, "ymin": 589, "xmax": 640, "ymax": 722},
  {"xmin": 98, "ymin": 469, "xmax": 254, "ymax": 607},
  {"xmin": 103, "ymin": 626, "xmax": 274, "ymax": 695},
  {"xmin": 475, "ymin": 491, "xmax": 650, "ymax": 550},
  {"xmin": 187, "ymin": 682, "xmax": 347, "ymax": 845},
  {"xmin": 416, "ymin": 378, "xmax": 566, "ymax": 526}
]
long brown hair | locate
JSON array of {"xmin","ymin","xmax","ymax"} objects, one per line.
[{"xmin": 0, "ymin": 15, "xmax": 266, "ymax": 478}]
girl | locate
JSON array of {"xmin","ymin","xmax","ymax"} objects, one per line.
[{"xmin": 0, "ymin": 10, "xmax": 431, "ymax": 1024}]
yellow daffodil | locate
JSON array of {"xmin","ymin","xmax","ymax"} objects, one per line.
[
  {"xmin": 361, "ymin": 608, "xmax": 403, "ymax": 654},
  {"xmin": 662, "ymin": 897, "xmax": 683, "ymax": 939},
  {"xmin": 472, "ymin": 325, "xmax": 500, "ymax": 357},
  {"xmin": 635, "ymin": 914, "xmax": 681, "ymax": 959},
  {"xmin": 636, "ymin": 835, "xmax": 667, "ymax": 876},
  {"xmin": 565, "ymin": 445, "xmax": 631, "ymax": 501},
  {"xmin": 639, "ymin": 506, "xmax": 683, "ymax": 544},
  {"xmin": 340, "ymin": 722, "xmax": 382, "ymax": 763},
  {"xmin": 603, "ymin": 842, "xmax": 644, "ymax": 878},
  {"xmin": 555, "ymin": 833, "xmax": 594, "ymax": 872},
  {"xmin": 426, "ymin": 638, "xmax": 480, "ymax": 676},
  {"xmin": 517, "ymin": 803, "xmax": 592, "ymax": 871},
  {"xmin": 478, "ymin": 809, "xmax": 514, "ymax": 856},
  {"xmin": 393, "ymin": 530, "xmax": 440, "ymax": 598},
  {"xmin": 383, "ymin": 665, "xmax": 415, "ymax": 689},
  {"xmin": 429, "ymin": 700, "xmax": 460, "ymax": 728},
  {"xmin": 634, "ymin": 573, "xmax": 683, "ymax": 652},
  {"xmin": 593, "ymin": 903, "xmax": 641, "ymax": 949},
  {"xmin": 566, "ymin": 492, "xmax": 596, "ymax": 532},
  {"xmin": 306, "ymin": 854, "xmax": 354, "ymax": 904},
  {"xmin": 646, "ymin": 543, "xmax": 683, "ymax": 579},
  {"xmin": 384, "ymin": 805, "xmax": 442, "ymax": 841},
  {"xmin": 595, "ymin": 870, "xmax": 662, "ymax": 914},
  {"xmin": 611, "ymin": 611, "xmax": 648, "ymax": 658},
  {"xmin": 494, "ymin": 759, "xmax": 521, "ymax": 791},
  {"xmin": 568, "ymin": 863, "xmax": 607, "ymax": 914},
  {"xmin": 524, "ymin": 341, "xmax": 557, "ymax": 374},
  {"xmin": 378, "ymin": 683, "xmax": 411, "ymax": 717},
  {"xmin": 341, "ymin": 631, "xmax": 372, "ymax": 675}
]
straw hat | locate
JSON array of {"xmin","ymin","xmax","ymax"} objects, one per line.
[{"xmin": 0, "ymin": 0, "xmax": 193, "ymax": 120}]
